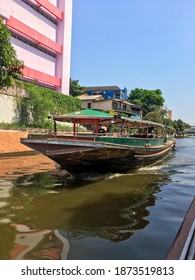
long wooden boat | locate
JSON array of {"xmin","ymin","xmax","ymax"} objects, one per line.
[{"xmin": 21, "ymin": 109, "xmax": 176, "ymax": 174}]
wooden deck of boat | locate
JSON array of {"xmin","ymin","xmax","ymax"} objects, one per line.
[{"xmin": 166, "ymin": 197, "xmax": 195, "ymax": 260}]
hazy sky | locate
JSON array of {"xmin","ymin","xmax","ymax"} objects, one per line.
[{"xmin": 70, "ymin": 0, "xmax": 195, "ymax": 125}]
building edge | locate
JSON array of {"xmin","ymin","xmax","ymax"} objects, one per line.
[{"xmin": 56, "ymin": 0, "xmax": 72, "ymax": 94}]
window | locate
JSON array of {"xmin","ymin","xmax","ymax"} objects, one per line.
[
  {"xmin": 123, "ymin": 104, "xmax": 126, "ymax": 111},
  {"xmin": 112, "ymin": 102, "xmax": 118, "ymax": 109},
  {"xmin": 11, "ymin": 32, "xmax": 56, "ymax": 58},
  {"xmin": 87, "ymin": 102, "xmax": 91, "ymax": 109},
  {"xmin": 21, "ymin": 0, "xmax": 57, "ymax": 24}
]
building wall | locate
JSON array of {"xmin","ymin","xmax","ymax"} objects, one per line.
[
  {"xmin": 12, "ymin": 0, "xmax": 57, "ymax": 40},
  {"xmin": 0, "ymin": 0, "xmax": 72, "ymax": 94},
  {"xmin": 81, "ymin": 100, "xmax": 112, "ymax": 111},
  {"xmin": 81, "ymin": 100, "xmax": 91, "ymax": 109},
  {"xmin": 86, "ymin": 87, "xmax": 128, "ymax": 100},
  {"xmin": 87, "ymin": 90, "xmax": 120, "ymax": 100},
  {"xmin": 56, "ymin": 0, "xmax": 72, "ymax": 94},
  {"xmin": 93, "ymin": 100, "xmax": 112, "ymax": 111},
  {"xmin": 167, "ymin": 110, "xmax": 172, "ymax": 120},
  {"xmin": 0, "ymin": 87, "xmax": 27, "ymax": 123},
  {"xmin": 0, "ymin": 94, "xmax": 17, "ymax": 123},
  {"xmin": 11, "ymin": 36, "xmax": 56, "ymax": 76},
  {"xmin": 80, "ymin": 98, "xmax": 142, "ymax": 119}
]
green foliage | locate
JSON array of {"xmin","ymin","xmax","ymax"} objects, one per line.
[
  {"xmin": 69, "ymin": 78, "xmax": 85, "ymax": 97},
  {"xmin": 143, "ymin": 106, "xmax": 168, "ymax": 124},
  {"xmin": 17, "ymin": 82, "xmax": 81, "ymax": 127},
  {"xmin": 143, "ymin": 111, "xmax": 164, "ymax": 124},
  {"xmin": 163, "ymin": 118, "xmax": 174, "ymax": 127},
  {"xmin": 129, "ymin": 88, "xmax": 191, "ymax": 129},
  {"xmin": 172, "ymin": 119, "xmax": 190, "ymax": 133},
  {"xmin": 0, "ymin": 122, "xmax": 27, "ymax": 130},
  {"xmin": 0, "ymin": 18, "xmax": 24, "ymax": 88},
  {"xmin": 129, "ymin": 88, "xmax": 165, "ymax": 116}
]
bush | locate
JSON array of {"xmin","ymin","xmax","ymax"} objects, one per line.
[
  {"xmin": 0, "ymin": 122, "xmax": 27, "ymax": 130},
  {"xmin": 17, "ymin": 82, "xmax": 81, "ymax": 127}
]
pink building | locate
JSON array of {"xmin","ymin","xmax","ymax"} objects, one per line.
[{"xmin": 0, "ymin": 0, "xmax": 72, "ymax": 94}]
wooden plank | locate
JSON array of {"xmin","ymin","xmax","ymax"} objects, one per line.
[{"xmin": 166, "ymin": 197, "xmax": 195, "ymax": 260}]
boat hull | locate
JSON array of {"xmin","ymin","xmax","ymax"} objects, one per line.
[{"xmin": 21, "ymin": 137, "xmax": 176, "ymax": 174}]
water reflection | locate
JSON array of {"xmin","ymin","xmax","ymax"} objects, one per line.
[
  {"xmin": 0, "ymin": 170, "xmax": 170, "ymax": 259},
  {"xmin": 0, "ymin": 153, "xmax": 55, "ymax": 180},
  {"xmin": 0, "ymin": 180, "xmax": 14, "ymax": 224},
  {"xmin": 1, "ymin": 139, "xmax": 195, "ymax": 259},
  {"xmin": 10, "ymin": 224, "xmax": 70, "ymax": 260}
]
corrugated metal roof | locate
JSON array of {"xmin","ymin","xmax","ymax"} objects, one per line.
[
  {"xmin": 77, "ymin": 94, "xmax": 103, "ymax": 101},
  {"xmin": 84, "ymin": 86, "xmax": 121, "ymax": 91}
]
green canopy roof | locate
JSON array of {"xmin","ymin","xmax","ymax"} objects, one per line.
[
  {"xmin": 54, "ymin": 109, "xmax": 165, "ymax": 128},
  {"xmin": 63, "ymin": 109, "xmax": 112, "ymax": 117},
  {"xmin": 53, "ymin": 109, "xmax": 112, "ymax": 123}
]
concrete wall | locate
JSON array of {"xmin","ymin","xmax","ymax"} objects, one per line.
[
  {"xmin": 0, "ymin": 93, "xmax": 18, "ymax": 123},
  {"xmin": 0, "ymin": 87, "xmax": 26, "ymax": 123}
]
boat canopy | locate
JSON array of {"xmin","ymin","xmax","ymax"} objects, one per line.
[{"xmin": 53, "ymin": 109, "xmax": 166, "ymax": 129}]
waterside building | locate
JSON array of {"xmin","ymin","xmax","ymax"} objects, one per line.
[{"xmin": 0, "ymin": 0, "xmax": 72, "ymax": 94}]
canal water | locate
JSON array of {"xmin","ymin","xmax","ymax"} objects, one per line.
[{"xmin": 0, "ymin": 137, "xmax": 195, "ymax": 260}]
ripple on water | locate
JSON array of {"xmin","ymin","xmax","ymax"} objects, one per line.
[
  {"xmin": 0, "ymin": 201, "xmax": 8, "ymax": 208},
  {"xmin": 0, "ymin": 218, "xmax": 11, "ymax": 224},
  {"xmin": 0, "ymin": 138, "xmax": 194, "ymax": 260}
]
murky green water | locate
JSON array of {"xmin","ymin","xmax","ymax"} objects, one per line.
[{"xmin": 0, "ymin": 137, "xmax": 195, "ymax": 260}]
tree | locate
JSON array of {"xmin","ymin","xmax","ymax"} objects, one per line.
[
  {"xmin": 128, "ymin": 88, "xmax": 165, "ymax": 116},
  {"xmin": 143, "ymin": 111, "xmax": 161, "ymax": 123},
  {"xmin": 143, "ymin": 105, "xmax": 169, "ymax": 124},
  {"xmin": 173, "ymin": 119, "xmax": 190, "ymax": 133},
  {"xmin": 69, "ymin": 78, "xmax": 85, "ymax": 97},
  {"xmin": 0, "ymin": 18, "xmax": 24, "ymax": 88}
]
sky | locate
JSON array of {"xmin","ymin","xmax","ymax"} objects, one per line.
[{"xmin": 70, "ymin": 0, "xmax": 195, "ymax": 125}]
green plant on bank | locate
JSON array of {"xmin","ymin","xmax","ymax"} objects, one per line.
[
  {"xmin": 0, "ymin": 121, "xmax": 75, "ymax": 132},
  {"xmin": 0, "ymin": 122, "xmax": 27, "ymax": 130},
  {"xmin": 16, "ymin": 82, "xmax": 81, "ymax": 128}
]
